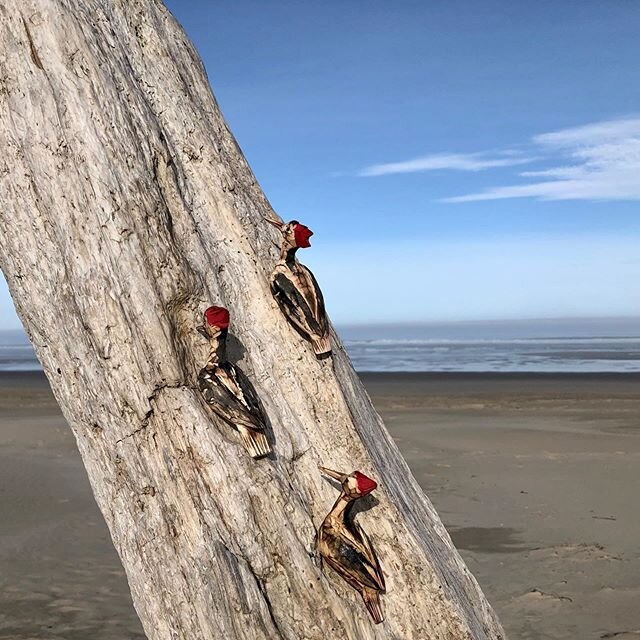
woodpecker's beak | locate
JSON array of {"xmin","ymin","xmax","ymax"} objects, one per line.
[
  {"xmin": 196, "ymin": 324, "xmax": 209, "ymax": 339},
  {"xmin": 263, "ymin": 215, "xmax": 284, "ymax": 231},
  {"xmin": 319, "ymin": 466, "xmax": 348, "ymax": 483}
]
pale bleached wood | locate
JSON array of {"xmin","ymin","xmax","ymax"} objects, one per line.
[{"xmin": 0, "ymin": 2, "xmax": 506, "ymax": 638}]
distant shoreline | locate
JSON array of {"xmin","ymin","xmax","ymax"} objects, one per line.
[
  {"xmin": 3, "ymin": 319, "xmax": 640, "ymax": 373},
  {"xmin": 3, "ymin": 369, "xmax": 640, "ymax": 385}
]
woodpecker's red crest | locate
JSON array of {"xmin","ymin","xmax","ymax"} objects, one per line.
[
  {"xmin": 204, "ymin": 306, "xmax": 230, "ymax": 329},
  {"xmin": 354, "ymin": 471, "xmax": 377, "ymax": 495},
  {"xmin": 292, "ymin": 222, "xmax": 313, "ymax": 248}
]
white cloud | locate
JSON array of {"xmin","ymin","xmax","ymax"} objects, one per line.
[
  {"xmin": 442, "ymin": 116, "xmax": 640, "ymax": 202},
  {"xmin": 533, "ymin": 118, "xmax": 640, "ymax": 147},
  {"xmin": 359, "ymin": 151, "xmax": 533, "ymax": 176}
]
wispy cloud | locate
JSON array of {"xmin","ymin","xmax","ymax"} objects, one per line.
[
  {"xmin": 360, "ymin": 117, "xmax": 640, "ymax": 203},
  {"xmin": 442, "ymin": 116, "xmax": 640, "ymax": 202},
  {"xmin": 359, "ymin": 151, "xmax": 533, "ymax": 176}
]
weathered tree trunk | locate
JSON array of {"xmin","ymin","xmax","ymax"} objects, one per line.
[{"xmin": 0, "ymin": 2, "xmax": 506, "ymax": 639}]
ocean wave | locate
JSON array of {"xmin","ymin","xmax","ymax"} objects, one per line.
[
  {"xmin": 1, "ymin": 331, "xmax": 639, "ymax": 374},
  {"xmin": 344, "ymin": 337, "xmax": 640, "ymax": 347}
]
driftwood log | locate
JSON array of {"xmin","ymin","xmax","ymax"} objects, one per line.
[{"xmin": 0, "ymin": 2, "xmax": 506, "ymax": 638}]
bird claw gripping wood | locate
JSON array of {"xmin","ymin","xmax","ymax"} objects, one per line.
[
  {"xmin": 264, "ymin": 216, "xmax": 332, "ymax": 358},
  {"xmin": 197, "ymin": 306, "xmax": 272, "ymax": 458},
  {"xmin": 317, "ymin": 466, "xmax": 386, "ymax": 623}
]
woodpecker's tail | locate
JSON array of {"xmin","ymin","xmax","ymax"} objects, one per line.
[
  {"xmin": 311, "ymin": 334, "xmax": 332, "ymax": 358},
  {"xmin": 240, "ymin": 428, "xmax": 271, "ymax": 459},
  {"xmin": 362, "ymin": 588, "xmax": 384, "ymax": 624}
]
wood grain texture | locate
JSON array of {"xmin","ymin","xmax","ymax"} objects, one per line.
[{"xmin": 0, "ymin": 2, "xmax": 506, "ymax": 638}]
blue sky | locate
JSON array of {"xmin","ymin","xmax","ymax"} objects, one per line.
[{"xmin": 2, "ymin": 0, "xmax": 639, "ymax": 328}]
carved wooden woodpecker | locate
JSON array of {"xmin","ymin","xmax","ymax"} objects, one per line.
[
  {"xmin": 264, "ymin": 216, "xmax": 331, "ymax": 358},
  {"xmin": 317, "ymin": 466, "xmax": 386, "ymax": 623},
  {"xmin": 197, "ymin": 306, "xmax": 271, "ymax": 458}
]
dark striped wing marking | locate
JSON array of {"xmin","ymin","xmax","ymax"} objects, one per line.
[
  {"xmin": 198, "ymin": 363, "xmax": 266, "ymax": 431},
  {"xmin": 271, "ymin": 269, "xmax": 327, "ymax": 339},
  {"xmin": 300, "ymin": 264, "xmax": 328, "ymax": 334},
  {"xmin": 320, "ymin": 526, "xmax": 385, "ymax": 593}
]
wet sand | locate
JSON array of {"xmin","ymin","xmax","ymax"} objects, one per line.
[{"xmin": 1, "ymin": 371, "xmax": 639, "ymax": 639}]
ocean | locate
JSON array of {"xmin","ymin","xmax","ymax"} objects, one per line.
[
  {"xmin": 0, "ymin": 330, "xmax": 41, "ymax": 372},
  {"xmin": 340, "ymin": 318, "xmax": 640, "ymax": 372},
  {"xmin": 1, "ymin": 318, "xmax": 639, "ymax": 373}
]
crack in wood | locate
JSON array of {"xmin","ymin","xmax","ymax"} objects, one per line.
[
  {"xmin": 252, "ymin": 571, "xmax": 286, "ymax": 640},
  {"xmin": 116, "ymin": 382, "xmax": 190, "ymax": 444},
  {"xmin": 21, "ymin": 16, "xmax": 44, "ymax": 71}
]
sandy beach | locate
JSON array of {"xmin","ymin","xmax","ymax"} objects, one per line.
[{"xmin": 1, "ymin": 371, "xmax": 639, "ymax": 640}]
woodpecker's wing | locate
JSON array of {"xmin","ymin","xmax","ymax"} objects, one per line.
[
  {"xmin": 271, "ymin": 271, "xmax": 326, "ymax": 340},
  {"xmin": 323, "ymin": 537, "xmax": 384, "ymax": 593},
  {"xmin": 198, "ymin": 364, "xmax": 266, "ymax": 431},
  {"xmin": 319, "ymin": 525, "xmax": 385, "ymax": 593},
  {"xmin": 349, "ymin": 520, "xmax": 386, "ymax": 592},
  {"xmin": 299, "ymin": 264, "xmax": 329, "ymax": 335},
  {"xmin": 227, "ymin": 363, "xmax": 267, "ymax": 423}
]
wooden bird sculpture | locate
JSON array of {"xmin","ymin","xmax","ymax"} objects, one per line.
[
  {"xmin": 264, "ymin": 216, "xmax": 331, "ymax": 358},
  {"xmin": 317, "ymin": 466, "xmax": 386, "ymax": 623},
  {"xmin": 197, "ymin": 306, "xmax": 271, "ymax": 458}
]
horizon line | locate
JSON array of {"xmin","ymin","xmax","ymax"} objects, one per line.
[{"xmin": 1, "ymin": 314, "xmax": 639, "ymax": 334}]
